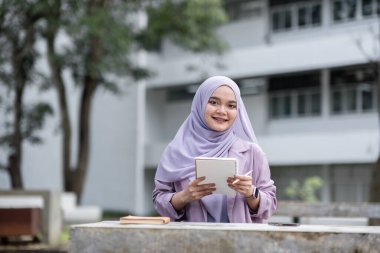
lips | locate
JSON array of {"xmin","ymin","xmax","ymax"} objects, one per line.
[{"xmin": 212, "ymin": 116, "xmax": 228, "ymax": 122}]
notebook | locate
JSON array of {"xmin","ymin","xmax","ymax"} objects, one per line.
[{"xmin": 195, "ymin": 157, "xmax": 237, "ymax": 196}]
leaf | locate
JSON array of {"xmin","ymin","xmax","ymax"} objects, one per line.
[{"xmin": 22, "ymin": 102, "xmax": 54, "ymax": 142}]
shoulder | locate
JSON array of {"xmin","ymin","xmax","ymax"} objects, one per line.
[{"xmin": 231, "ymin": 138, "xmax": 265, "ymax": 155}]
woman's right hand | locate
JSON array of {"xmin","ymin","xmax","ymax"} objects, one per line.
[{"xmin": 170, "ymin": 177, "xmax": 216, "ymax": 211}]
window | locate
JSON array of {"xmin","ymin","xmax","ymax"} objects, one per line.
[
  {"xmin": 224, "ymin": 0, "xmax": 262, "ymax": 21},
  {"xmin": 271, "ymin": 1, "xmax": 322, "ymax": 32},
  {"xmin": 272, "ymin": 8, "xmax": 292, "ymax": 31},
  {"xmin": 362, "ymin": 0, "xmax": 380, "ymax": 17},
  {"xmin": 330, "ymin": 65, "xmax": 377, "ymax": 114},
  {"xmin": 332, "ymin": 0, "xmax": 357, "ymax": 22},
  {"xmin": 269, "ymin": 72, "xmax": 321, "ymax": 119},
  {"xmin": 298, "ymin": 3, "xmax": 322, "ymax": 27},
  {"xmin": 332, "ymin": 0, "xmax": 379, "ymax": 23},
  {"xmin": 166, "ymin": 84, "xmax": 198, "ymax": 102}
]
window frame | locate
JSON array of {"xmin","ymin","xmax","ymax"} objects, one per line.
[
  {"xmin": 269, "ymin": 87, "xmax": 322, "ymax": 119},
  {"xmin": 330, "ymin": 64, "xmax": 377, "ymax": 115},
  {"xmin": 330, "ymin": 82, "xmax": 377, "ymax": 114},
  {"xmin": 270, "ymin": 0, "xmax": 323, "ymax": 33}
]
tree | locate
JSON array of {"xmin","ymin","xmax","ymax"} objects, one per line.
[
  {"xmin": 356, "ymin": 18, "xmax": 380, "ymax": 225},
  {"xmin": 367, "ymin": 26, "xmax": 380, "ymax": 225},
  {"xmin": 0, "ymin": 1, "xmax": 53, "ymax": 188},
  {"xmin": 42, "ymin": 0, "xmax": 227, "ymax": 202}
]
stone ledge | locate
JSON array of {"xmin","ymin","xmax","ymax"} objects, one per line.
[
  {"xmin": 276, "ymin": 201, "xmax": 380, "ymax": 218},
  {"xmin": 69, "ymin": 221, "xmax": 380, "ymax": 253}
]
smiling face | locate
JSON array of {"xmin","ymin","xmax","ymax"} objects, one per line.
[{"xmin": 204, "ymin": 85, "xmax": 237, "ymax": 132}]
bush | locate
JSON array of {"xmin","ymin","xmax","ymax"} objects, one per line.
[{"xmin": 285, "ymin": 176, "xmax": 323, "ymax": 202}]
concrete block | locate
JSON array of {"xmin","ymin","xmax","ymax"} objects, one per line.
[
  {"xmin": 61, "ymin": 192, "xmax": 102, "ymax": 225},
  {"xmin": 0, "ymin": 190, "xmax": 62, "ymax": 245},
  {"xmin": 301, "ymin": 217, "xmax": 368, "ymax": 226},
  {"xmin": 69, "ymin": 221, "xmax": 380, "ymax": 253},
  {"xmin": 63, "ymin": 206, "xmax": 102, "ymax": 225}
]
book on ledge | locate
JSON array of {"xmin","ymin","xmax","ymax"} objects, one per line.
[{"xmin": 119, "ymin": 215, "xmax": 170, "ymax": 225}]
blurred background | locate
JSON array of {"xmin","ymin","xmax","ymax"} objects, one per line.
[{"xmin": 0, "ymin": 0, "xmax": 379, "ymax": 226}]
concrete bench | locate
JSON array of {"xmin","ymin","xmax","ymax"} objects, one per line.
[
  {"xmin": 0, "ymin": 208, "xmax": 41, "ymax": 240},
  {"xmin": 270, "ymin": 201, "xmax": 380, "ymax": 226},
  {"xmin": 61, "ymin": 192, "xmax": 102, "ymax": 225},
  {"xmin": 0, "ymin": 192, "xmax": 102, "ymax": 226},
  {"xmin": 0, "ymin": 190, "xmax": 61, "ymax": 245},
  {"xmin": 69, "ymin": 221, "xmax": 380, "ymax": 253}
]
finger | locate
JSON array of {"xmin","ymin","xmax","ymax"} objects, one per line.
[
  {"xmin": 235, "ymin": 181, "xmax": 252, "ymax": 187},
  {"xmin": 193, "ymin": 189, "xmax": 215, "ymax": 200},
  {"xmin": 196, "ymin": 184, "xmax": 216, "ymax": 193},
  {"xmin": 192, "ymin": 176, "xmax": 206, "ymax": 185},
  {"xmin": 227, "ymin": 178, "xmax": 237, "ymax": 185},
  {"xmin": 235, "ymin": 175, "xmax": 252, "ymax": 181}
]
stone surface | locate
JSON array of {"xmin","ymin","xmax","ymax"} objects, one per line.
[
  {"xmin": 276, "ymin": 201, "xmax": 380, "ymax": 218},
  {"xmin": 69, "ymin": 221, "xmax": 380, "ymax": 253}
]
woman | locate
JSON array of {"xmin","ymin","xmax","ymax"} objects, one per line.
[{"xmin": 153, "ymin": 76, "xmax": 276, "ymax": 223}]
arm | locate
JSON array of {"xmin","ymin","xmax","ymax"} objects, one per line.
[
  {"xmin": 153, "ymin": 177, "xmax": 216, "ymax": 220},
  {"xmin": 152, "ymin": 180, "xmax": 184, "ymax": 221},
  {"xmin": 227, "ymin": 174, "xmax": 260, "ymax": 211},
  {"xmin": 227, "ymin": 143, "xmax": 277, "ymax": 219},
  {"xmin": 249, "ymin": 144, "xmax": 277, "ymax": 219}
]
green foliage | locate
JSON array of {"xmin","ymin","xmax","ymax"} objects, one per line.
[
  {"xmin": 285, "ymin": 176, "xmax": 323, "ymax": 203},
  {"xmin": 23, "ymin": 102, "xmax": 54, "ymax": 144},
  {"xmin": 53, "ymin": 0, "xmax": 227, "ymax": 92},
  {"xmin": 0, "ymin": 1, "xmax": 54, "ymax": 147},
  {"xmin": 0, "ymin": 0, "xmax": 228, "ymax": 192},
  {"xmin": 0, "ymin": 102, "xmax": 54, "ymax": 147},
  {"xmin": 141, "ymin": 0, "xmax": 227, "ymax": 53}
]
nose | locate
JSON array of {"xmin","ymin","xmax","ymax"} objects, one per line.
[{"xmin": 216, "ymin": 105, "xmax": 227, "ymax": 114}]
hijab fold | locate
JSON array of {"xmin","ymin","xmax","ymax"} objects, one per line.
[{"xmin": 155, "ymin": 76, "xmax": 257, "ymax": 182}]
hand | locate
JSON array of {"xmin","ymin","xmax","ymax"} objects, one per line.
[
  {"xmin": 171, "ymin": 177, "xmax": 216, "ymax": 211},
  {"xmin": 227, "ymin": 175, "xmax": 253, "ymax": 198},
  {"xmin": 182, "ymin": 177, "xmax": 216, "ymax": 203}
]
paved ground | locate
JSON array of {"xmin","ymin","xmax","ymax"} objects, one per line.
[{"xmin": 0, "ymin": 242, "xmax": 68, "ymax": 253}]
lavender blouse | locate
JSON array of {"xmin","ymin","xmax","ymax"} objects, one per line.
[{"xmin": 152, "ymin": 138, "xmax": 277, "ymax": 223}]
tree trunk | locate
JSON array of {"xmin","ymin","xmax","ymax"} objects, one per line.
[
  {"xmin": 7, "ymin": 37, "xmax": 26, "ymax": 189},
  {"xmin": 73, "ymin": 78, "xmax": 97, "ymax": 203},
  {"xmin": 5, "ymin": 9, "xmax": 40, "ymax": 189},
  {"xmin": 368, "ymin": 61, "xmax": 380, "ymax": 225},
  {"xmin": 45, "ymin": 2, "xmax": 74, "ymax": 192},
  {"xmin": 369, "ymin": 155, "xmax": 380, "ymax": 225},
  {"xmin": 70, "ymin": 0, "xmax": 106, "ymax": 203}
]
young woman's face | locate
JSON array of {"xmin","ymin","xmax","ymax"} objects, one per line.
[{"xmin": 204, "ymin": 85, "xmax": 237, "ymax": 132}]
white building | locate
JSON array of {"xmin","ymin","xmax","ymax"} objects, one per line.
[{"xmin": 1, "ymin": 0, "xmax": 379, "ymax": 216}]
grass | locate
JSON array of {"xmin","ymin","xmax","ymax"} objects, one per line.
[{"xmin": 60, "ymin": 225, "xmax": 70, "ymax": 243}]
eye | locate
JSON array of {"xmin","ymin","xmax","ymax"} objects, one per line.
[
  {"xmin": 228, "ymin": 104, "xmax": 237, "ymax": 109},
  {"xmin": 208, "ymin": 99, "xmax": 218, "ymax": 105}
]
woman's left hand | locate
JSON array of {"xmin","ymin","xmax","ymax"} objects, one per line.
[{"xmin": 227, "ymin": 175, "xmax": 253, "ymax": 197}]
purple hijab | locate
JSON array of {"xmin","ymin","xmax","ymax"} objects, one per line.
[{"xmin": 155, "ymin": 76, "xmax": 257, "ymax": 183}]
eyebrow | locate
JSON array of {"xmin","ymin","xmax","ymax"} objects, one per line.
[{"xmin": 209, "ymin": 96, "xmax": 237, "ymax": 104}]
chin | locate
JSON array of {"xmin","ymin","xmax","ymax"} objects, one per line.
[{"xmin": 212, "ymin": 125, "xmax": 229, "ymax": 132}]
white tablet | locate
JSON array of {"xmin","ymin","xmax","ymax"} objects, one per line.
[{"xmin": 195, "ymin": 157, "xmax": 237, "ymax": 196}]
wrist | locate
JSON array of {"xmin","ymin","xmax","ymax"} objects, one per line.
[
  {"xmin": 245, "ymin": 186, "xmax": 259, "ymax": 199},
  {"xmin": 178, "ymin": 190, "xmax": 190, "ymax": 205},
  {"xmin": 244, "ymin": 186, "xmax": 254, "ymax": 198}
]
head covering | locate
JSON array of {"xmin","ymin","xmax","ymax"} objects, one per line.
[{"xmin": 155, "ymin": 76, "xmax": 257, "ymax": 182}]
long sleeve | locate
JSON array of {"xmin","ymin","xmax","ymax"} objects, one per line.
[
  {"xmin": 152, "ymin": 180, "xmax": 185, "ymax": 221},
  {"xmin": 228, "ymin": 138, "xmax": 277, "ymax": 223},
  {"xmin": 250, "ymin": 143, "xmax": 277, "ymax": 220}
]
